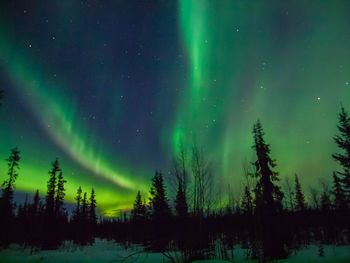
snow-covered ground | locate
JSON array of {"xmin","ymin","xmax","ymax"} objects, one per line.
[{"xmin": 0, "ymin": 239, "xmax": 349, "ymax": 263}]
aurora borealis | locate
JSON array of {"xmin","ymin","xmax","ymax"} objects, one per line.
[{"xmin": 0, "ymin": 1, "xmax": 350, "ymax": 216}]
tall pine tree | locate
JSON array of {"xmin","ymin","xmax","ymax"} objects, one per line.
[
  {"xmin": 55, "ymin": 171, "xmax": 66, "ymax": 217},
  {"xmin": 149, "ymin": 170, "xmax": 171, "ymax": 222},
  {"xmin": 0, "ymin": 147, "xmax": 20, "ymax": 244},
  {"xmin": 251, "ymin": 120, "xmax": 286, "ymax": 260},
  {"xmin": 252, "ymin": 120, "xmax": 283, "ymax": 214},
  {"xmin": 332, "ymin": 172, "xmax": 346, "ymax": 211},
  {"xmin": 0, "ymin": 147, "xmax": 21, "ymax": 219},
  {"xmin": 332, "ymin": 106, "xmax": 350, "ymax": 208},
  {"xmin": 45, "ymin": 158, "xmax": 60, "ymax": 218},
  {"xmin": 132, "ymin": 190, "xmax": 147, "ymax": 222},
  {"xmin": 294, "ymin": 174, "xmax": 307, "ymax": 212},
  {"xmin": 89, "ymin": 188, "xmax": 97, "ymax": 226}
]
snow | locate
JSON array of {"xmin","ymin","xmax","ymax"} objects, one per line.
[{"xmin": 0, "ymin": 239, "xmax": 349, "ymax": 263}]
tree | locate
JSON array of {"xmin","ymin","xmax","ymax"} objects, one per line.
[
  {"xmin": 89, "ymin": 188, "xmax": 97, "ymax": 226},
  {"xmin": 294, "ymin": 174, "xmax": 307, "ymax": 212},
  {"xmin": 81, "ymin": 192, "xmax": 88, "ymax": 224},
  {"xmin": 251, "ymin": 120, "xmax": 286, "ymax": 260},
  {"xmin": 332, "ymin": 172, "xmax": 346, "ymax": 211},
  {"xmin": 55, "ymin": 171, "xmax": 66, "ymax": 217},
  {"xmin": 0, "ymin": 147, "xmax": 21, "ymax": 219},
  {"xmin": 173, "ymin": 142, "xmax": 188, "ymax": 218},
  {"xmin": 175, "ymin": 181, "xmax": 188, "ymax": 218},
  {"xmin": 251, "ymin": 120, "xmax": 283, "ymax": 214},
  {"xmin": 332, "ymin": 106, "xmax": 350, "ymax": 208},
  {"xmin": 283, "ymin": 176, "xmax": 294, "ymax": 211},
  {"xmin": 132, "ymin": 190, "xmax": 147, "ymax": 222},
  {"xmin": 45, "ymin": 158, "xmax": 60, "ymax": 218},
  {"xmin": 73, "ymin": 186, "xmax": 83, "ymax": 220},
  {"xmin": 241, "ymin": 185, "xmax": 253, "ymax": 215},
  {"xmin": 149, "ymin": 170, "xmax": 171, "ymax": 221},
  {"xmin": 191, "ymin": 143, "xmax": 210, "ymax": 216}
]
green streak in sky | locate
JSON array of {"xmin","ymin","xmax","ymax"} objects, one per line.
[
  {"xmin": 0, "ymin": 29, "xmax": 148, "ymax": 216},
  {"xmin": 175, "ymin": 0, "xmax": 350, "ymax": 195}
]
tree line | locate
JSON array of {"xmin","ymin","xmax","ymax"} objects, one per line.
[{"xmin": 0, "ymin": 90, "xmax": 349, "ymax": 262}]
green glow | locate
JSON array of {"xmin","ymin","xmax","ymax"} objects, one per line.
[
  {"xmin": 175, "ymin": 0, "xmax": 350, "ymax": 194},
  {"xmin": 0, "ymin": 29, "xmax": 148, "ymax": 215}
]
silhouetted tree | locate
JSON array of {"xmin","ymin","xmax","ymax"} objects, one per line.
[
  {"xmin": 332, "ymin": 172, "xmax": 346, "ymax": 211},
  {"xmin": 251, "ymin": 120, "xmax": 286, "ymax": 260},
  {"xmin": 89, "ymin": 188, "xmax": 97, "ymax": 227},
  {"xmin": 45, "ymin": 159, "xmax": 60, "ymax": 218},
  {"xmin": 241, "ymin": 186, "xmax": 253, "ymax": 215},
  {"xmin": 173, "ymin": 142, "xmax": 188, "ymax": 218},
  {"xmin": 191, "ymin": 143, "xmax": 210, "ymax": 217},
  {"xmin": 149, "ymin": 170, "xmax": 171, "ymax": 222},
  {"xmin": 73, "ymin": 186, "xmax": 82, "ymax": 220},
  {"xmin": 43, "ymin": 158, "xmax": 64, "ymax": 248},
  {"xmin": 294, "ymin": 174, "xmax": 307, "ymax": 212},
  {"xmin": 132, "ymin": 190, "xmax": 147, "ymax": 222},
  {"xmin": 0, "ymin": 147, "xmax": 21, "ymax": 245},
  {"xmin": 175, "ymin": 181, "xmax": 188, "ymax": 218},
  {"xmin": 81, "ymin": 192, "xmax": 88, "ymax": 224},
  {"xmin": 55, "ymin": 171, "xmax": 66, "ymax": 217},
  {"xmin": 332, "ymin": 106, "xmax": 350, "ymax": 208}
]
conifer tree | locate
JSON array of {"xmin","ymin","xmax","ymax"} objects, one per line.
[
  {"xmin": 0, "ymin": 147, "xmax": 21, "ymax": 220},
  {"xmin": 31, "ymin": 189, "xmax": 40, "ymax": 217},
  {"xmin": 294, "ymin": 174, "xmax": 307, "ymax": 211},
  {"xmin": 45, "ymin": 158, "xmax": 60, "ymax": 218},
  {"xmin": 241, "ymin": 185, "xmax": 253, "ymax": 215},
  {"xmin": 251, "ymin": 120, "xmax": 283, "ymax": 214},
  {"xmin": 55, "ymin": 171, "xmax": 66, "ymax": 217},
  {"xmin": 89, "ymin": 188, "xmax": 97, "ymax": 226},
  {"xmin": 81, "ymin": 192, "xmax": 88, "ymax": 224},
  {"xmin": 251, "ymin": 120, "xmax": 286, "ymax": 260},
  {"xmin": 332, "ymin": 106, "xmax": 350, "ymax": 208},
  {"xmin": 332, "ymin": 172, "xmax": 346, "ymax": 211},
  {"xmin": 149, "ymin": 170, "xmax": 171, "ymax": 221},
  {"xmin": 73, "ymin": 186, "xmax": 83, "ymax": 220},
  {"xmin": 132, "ymin": 190, "xmax": 147, "ymax": 222}
]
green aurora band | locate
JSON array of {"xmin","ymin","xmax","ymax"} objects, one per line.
[
  {"xmin": 0, "ymin": 29, "xmax": 149, "ymax": 216},
  {"xmin": 175, "ymin": 0, "xmax": 350, "ymax": 194}
]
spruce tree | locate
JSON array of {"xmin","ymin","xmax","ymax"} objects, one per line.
[
  {"xmin": 55, "ymin": 171, "xmax": 66, "ymax": 217},
  {"xmin": 89, "ymin": 188, "xmax": 97, "ymax": 226},
  {"xmin": 241, "ymin": 185, "xmax": 253, "ymax": 215},
  {"xmin": 251, "ymin": 120, "xmax": 286, "ymax": 260},
  {"xmin": 132, "ymin": 190, "xmax": 147, "ymax": 222},
  {"xmin": 149, "ymin": 170, "xmax": 171, "ymax": 221},
  {"xmin": 251, "ymin": 120, "xmax": 283, "ymax": 214},
  {"xmin": 332, "ymin": 106, "xmax": 350, "ymax": 208},
  {"xmin": 294, "ymin": 174, "xmax": 307, "ymax": 212},
  {"xmin": 332, "ymin": 172, "xmax": 346, "ymax": 211},
  {"xmin": 0, "ymin": 147, "xmax": 21, "ymax": 220},
  {"xmin": 73, "ymin": 186, "xmax": 83, "ymax": 220},
  {"xmin": 81, "ymin": 192, "xmax": 88, "ymax": 224},
  {"xmin": 45, "ymin": 158, "xmax": 60, "ymax": 218},
  {"xmin": 31, "ymin": 189, "xmax": 40, "ymax": 217}
]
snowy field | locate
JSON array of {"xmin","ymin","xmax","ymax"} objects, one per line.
[{"xmin": 0, "ymin": 239, "xmax": 349, "ymax": 263}]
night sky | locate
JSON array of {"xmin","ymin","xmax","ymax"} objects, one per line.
[{"xmin": 0, "ymin": 1, "xmax": 349, "ymax": 216}]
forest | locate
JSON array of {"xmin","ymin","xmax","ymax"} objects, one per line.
[{"xmin": 0, "ymin": 90, "xmax": 349, "ymax": 263}]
